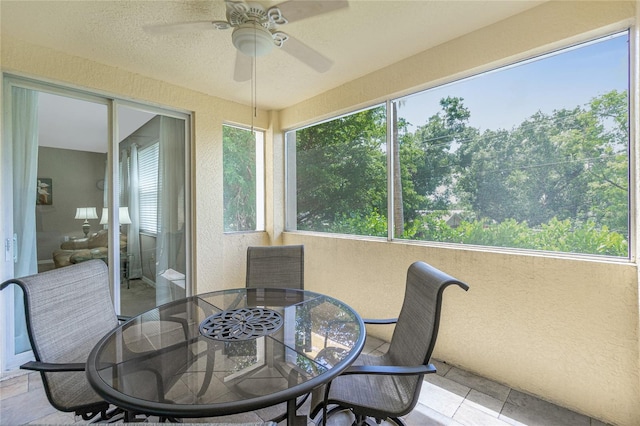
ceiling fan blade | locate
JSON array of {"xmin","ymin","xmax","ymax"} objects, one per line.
[
  {"xmin": 144, "ymin": 20, "xmax": 230, "ymax": 34},
  {"xmin": 234, "ymin": 51, "xmax": 252, "ymax": 82},
  {"xmin": 275, "ymin": 0, "xmax": 348, "ymax": 23},
  {"xmin": 281, "ymin": 35, "xmax": 333, "ymax": 73}
]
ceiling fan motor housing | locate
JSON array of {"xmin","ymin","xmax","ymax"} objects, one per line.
[
  {"xmin": 227, "ymin": 1, "xmax": 290, "ymax": 57},
  {"xmin": 232, "ymin": 23, "xmax": 275, "ymax": 56}
]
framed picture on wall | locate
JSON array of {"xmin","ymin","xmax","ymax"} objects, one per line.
[{"xmin": 37, "ymin": 178, "xmax": 52, "ymax": 205}]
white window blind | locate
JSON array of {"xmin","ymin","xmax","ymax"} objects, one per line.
[{"xmin": 138, "ymin": 142, "xmax": 159, "ymax": 234}]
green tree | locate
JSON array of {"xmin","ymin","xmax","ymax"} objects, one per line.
[
  {"xmin": 580, "ymin": 90, "xmax": 629, "ymax": 235},
  {"xmin": 223, "ymin": 126, "xmax": 256, "ymax": 231},
  {"xmin": 399, "ymin": 96, "xmax": 472, "ymax": 223},
  {"xmin": 392, "ymin": 101, "xmax": 404, "ymax": 235},
  {"xmin": 293, "ymin": 89, "xmax": 628, "ymax": 257},
  {"xmin": 296, "ymin": 106, "xmax": 387, "ymax": 234},
  {"xmin": 455, "ymin": 90, "xmax": 628, "ymax": 236}
]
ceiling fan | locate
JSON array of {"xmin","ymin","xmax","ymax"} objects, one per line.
[{"xmin": 145, "ymin": 0, "xmax": 348, "ymax": 82}]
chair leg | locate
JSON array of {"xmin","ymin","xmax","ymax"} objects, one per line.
[
  {"xmin": 102, "ymin": 407, "xmax": 125, "ymax": 422},
  {"xmin": 81, "ymin": 405, "xmax": 125, "ymax": 423},
  {"xmin": 353, "ymin": 414, "xmax": 379, "ymax": 426},
  {"xmin": 268, "ymin": 393, "xmax": 310, "ymax": 423},
  {"xmin": 353, "ymin": 414, "xmax": 367, "ymax": 425},
  {"xmin": 315, "ymin": 405, "xmax": 343, "ymax": 425},
  {"xmin": 317, "ymin": 406, "xmax": 380, "ymax": 426},
  {"xmin": 389, "ymin": 417, "xmax": 407, "ymax": 426},
  {"xmin": 119, "ymin": 410, "xmax": 154, "ymax": 423}
]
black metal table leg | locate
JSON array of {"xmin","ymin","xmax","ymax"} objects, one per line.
[{"xmin": 286, "ymin": 398, "xmax": 307, "ymax": 425}]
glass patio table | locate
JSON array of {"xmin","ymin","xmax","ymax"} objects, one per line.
[{"xmin": 86, "ymin": 287, "xmax": 365, "ymax": 424}]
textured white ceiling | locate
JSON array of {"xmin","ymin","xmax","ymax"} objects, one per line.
[
  {"xmin": 36, "ymin": 93, "xmax": 155, "ymax": 153},
  {"xmin": 2, "ymin": 0, "xmax": 545, "ymax": 111}
]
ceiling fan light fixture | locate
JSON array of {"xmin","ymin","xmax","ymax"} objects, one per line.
[{"xmin": 232, "ymin": 23, "xmax": 274, "ymax": 57}]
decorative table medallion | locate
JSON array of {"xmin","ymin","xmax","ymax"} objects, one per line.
[{"xmin": 199, "ymin": 307, "xmax": 283, "ymax": 341}]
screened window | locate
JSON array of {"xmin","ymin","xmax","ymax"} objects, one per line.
[
  {"xmin": 286, "ymin": 106, "xmax": 387, "ymax": 236},
  {"xmin": 286, "ymin": 32, "xmax": 630, "ymax": 257},
  {"xmin": 223, "ymin": 125, "xmax": 265, "ymax": 232},
  {"xmin": 138, "ymin": 141, "xmax": 159, "ymax": 234}
]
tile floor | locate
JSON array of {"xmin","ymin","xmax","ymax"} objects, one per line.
[
  {"xmin": 0, "ymin": 333, "xmax": 611, "ymax": 426},
  {"xmin": 120, "ymin": 278, "xmax": 159, "ymax": 317},
  {"xmin": 0, "ymin": 280, "xmax": 613, "ymax": 425}
]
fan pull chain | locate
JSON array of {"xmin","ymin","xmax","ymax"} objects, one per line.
[
  {"xmin": 250, "ymin": 22, "xmax": 258, "ymax": 132},
  {"xmin": 253, "ymin": 53, "xmax": 257, "ymax": 120},
  {"xmin": 251, "ymin": 55, "xmax": 255, "ymax": 132}
]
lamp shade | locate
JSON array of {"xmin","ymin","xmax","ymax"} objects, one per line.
[
  {"xmin": 100, "ymin": 207, "xmax": 132, "ymax": 225},
  {"xmin": 74, "ymin": 207, "xmax": 98, "ymax": 220},
  {"xmin": 232, "ymin": 23, "xmax": 274, "ymax": 57}
]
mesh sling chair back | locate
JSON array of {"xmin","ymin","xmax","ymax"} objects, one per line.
[
  {"xmin": 310, "ymin": 261, "xmax": 469, "ymax": 426},
  {"xmin": 0, "ymin": 259, "xmax": 123, "ymax": 421},
  {"xmin": 242, "ymin": 245, "xmax": 306, "ymax": 423},
  {"xmin": 246, "ymin": 245, "xmax": 304, "ymax": 289}
]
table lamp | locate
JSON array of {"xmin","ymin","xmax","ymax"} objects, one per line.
[
  {"xmin": 100, "ymin": 207, "xmax": 132, "ymax": 228},
  {"xmin": 75, "ymin": 207, "xmax": 98, "ymax": 237}
]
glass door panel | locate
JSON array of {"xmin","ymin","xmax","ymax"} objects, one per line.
[
  {"xmin": 2, "ymin": 78, "xmax": 190, "ymax": 371},
  {"xmin": 117, "ymin": 105, "xmax": 188, "ymax": 316},
  {"xmin": 37, "ymin": 92, "xmax": 108, "ymax": 272},
  {"xmin": 2, "ymin": 84, "xmax": 109, "ymax": 370}
]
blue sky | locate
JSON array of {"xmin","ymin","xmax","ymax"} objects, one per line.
[{"xmin": 399, "ymin": 32, "xmax": 628, "ymax": 132}]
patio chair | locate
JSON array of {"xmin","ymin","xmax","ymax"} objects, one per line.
[
  {"xmin": 242, "ymin": 244, "xmax": 306, "ymax": 422},
  {"xmin": 246, "ymin": 245, "xmax": 304, "ymax": 289},
  {"xmin": 0, "ymin": 259, "xmax": 126, "ymax": 422},
  {"xmin": 309, "ymin": 261, "xmax": 469, "ymax": 426}
]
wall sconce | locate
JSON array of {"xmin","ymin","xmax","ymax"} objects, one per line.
[{"xmin": 75, "ymin": 207, "xmax": 98, "ymax": 237}]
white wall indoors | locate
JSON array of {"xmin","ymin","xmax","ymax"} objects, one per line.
[
  {"xmin": 1, "ymin": 1, "xmax": 639, "ymax": 425},
  {"xmin": 35, "ymin": 147, "xmax": 106, "ymax": 263}
]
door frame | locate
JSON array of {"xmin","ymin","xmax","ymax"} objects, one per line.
[{"xmin": 0, "ymin": 74, "xmax": 192, "ymax": 372}]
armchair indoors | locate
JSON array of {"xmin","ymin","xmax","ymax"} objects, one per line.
[
  {"xmin": 310, "ymin": 261, "xmax": 469, "ymax": 426},
  {"xmin": 0, "ymin": 259, "xmax": 125, "ymax": 422},
  {"xmin": 52, "ymin": 229, "xmax": 127, "ymax": 268}
]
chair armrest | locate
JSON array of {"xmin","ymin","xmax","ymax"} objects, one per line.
[
  {"xmin": 322, "ymin": 317, "xmax": 397, "ymax": 349},
  {"xmin": 363, "ymin": 318, "xmax": 398, "ymax": 325},
  {"xmin": 342, "ymin": 363, "xmax": 436, "ymax": 376},
  {"xmin": 21, "ymin": 360, "xmax": 86, "ymax": 372}
]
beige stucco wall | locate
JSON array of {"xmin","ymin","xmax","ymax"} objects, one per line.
[
  {"xmin": 282, "ymin": 234, "xmax": 639, "ymax": 425},
  {"xmin": 1, "ymin": 1, "xmax": 639, "ymax": 425}
]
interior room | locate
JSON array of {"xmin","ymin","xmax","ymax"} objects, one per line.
[
  {"xmin": 35, "ymin": 93, "xmax": 169, "ymax": 316},
  {"xmin": 1, "ymin": 1, "xmax": 639, "ymax": 426}
]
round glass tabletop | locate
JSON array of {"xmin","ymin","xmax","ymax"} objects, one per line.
[{"xmin": 86, "ymin": 287, "xmax": 365, "ymax": 419}]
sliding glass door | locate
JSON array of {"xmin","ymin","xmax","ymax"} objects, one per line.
[
  {"xmin": 1, "ymin": 76, "xmax": 190, "ymax": 371},
  {"xmin": 116, "ymin": 104, "xmax": 188, "ymax": 315}
]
